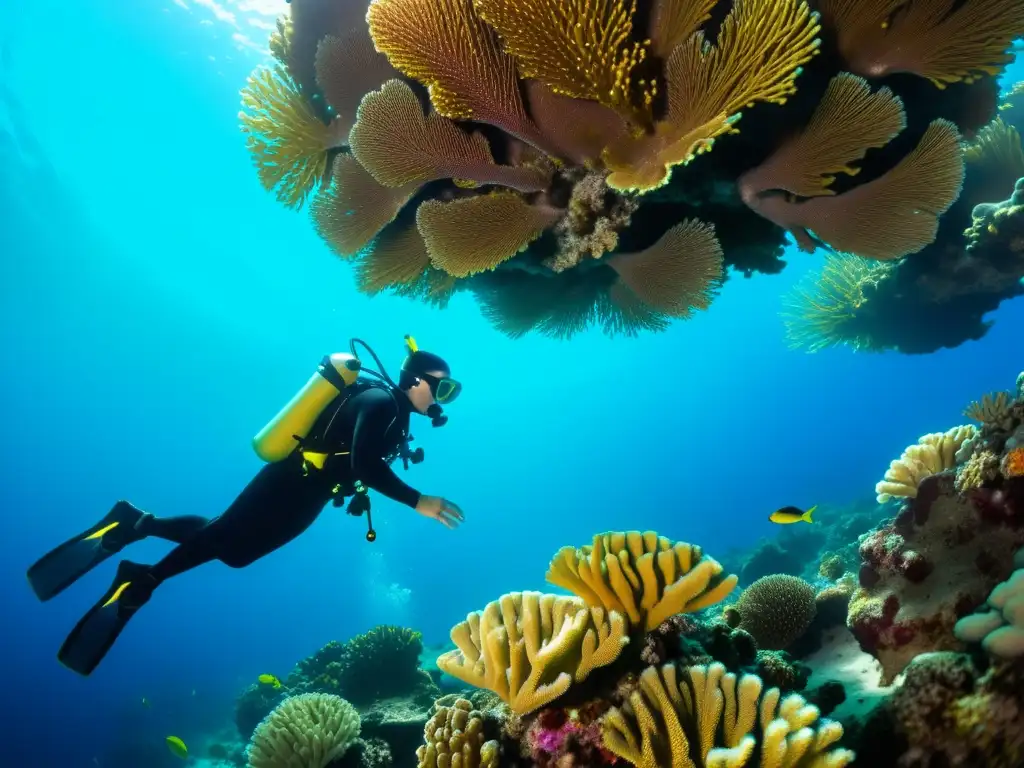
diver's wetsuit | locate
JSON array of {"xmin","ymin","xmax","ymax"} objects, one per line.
[{"xmin": 139, "ymin": 384, "xmax": 421, "ymax": 584}]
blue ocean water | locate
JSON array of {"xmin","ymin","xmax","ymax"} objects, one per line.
[{"xmin": 0, "ymin": 3, "xmax": 1021, "ymax": 765}]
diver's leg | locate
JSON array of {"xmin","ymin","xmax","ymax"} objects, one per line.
[
  {"xmin": 26, "ymin": 500, "xmax": 152, "ymax": 602},
  {"xmin": 138, "ymin": 515, "xmax": 210, "ymax": 544},
  {"xmin": 56, "ymin": 459, "xmax": 330, "ymax": 676}
]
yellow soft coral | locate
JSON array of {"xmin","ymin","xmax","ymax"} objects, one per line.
[
  {"xmin": 602, "ymin": 663, "xmax": 854, "ymax": 768},
  {"xmin": 239, "ymin": 64, "xmax": 341, "ymax": 209},
  {"xmin": 416, "ymin": 698, "xmax": 499, "ymax": 768},
  {"xmin": 602, "ymin": 0, "xmax": 821, "ymax": 192},
  {"xmin": 964, "ymin": 391, "xmax": 1015, "ymax": 431},
  {"xmin": 471, "ymin": 0, "xmax": 654, "ymax": 126},
  {"xmin": 437, "ymin": 591, "xmax": 629, "ymax": 714},
  {"xmin": 875, "ymin": 425, "xmax": 977, "ymax": 503},
  {"xmin": 545, "ymin": 531, "xmax": 738, "ymax": 631}
]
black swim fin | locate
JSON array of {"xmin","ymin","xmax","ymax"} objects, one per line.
[
  {"xmin": 58, "ymin": 559, "xmax": 156, "ymax": 677},
  {"xmin": 27, "ymin": 500, "xmax": 149, "ymax": 602}
]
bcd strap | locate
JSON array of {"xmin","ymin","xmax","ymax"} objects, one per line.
[{"xmin": 317, "ymin": 355, "xmax": 351, "ymax": 392}]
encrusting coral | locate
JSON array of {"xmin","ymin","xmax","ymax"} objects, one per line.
[
  {"xmin": 601, "ymin": 662, "xmax": 855, "ymax": 767},
  {"xmin": 246, "ymin": 692, "xmax": 361, "ymax": 768},
  {"xmin": 236, "ymin": 0, "xmax": 1016, "ymax": 341},
  {"xmin": 875, "ymin": 426, "xmax": 976, "ymax": 503}
]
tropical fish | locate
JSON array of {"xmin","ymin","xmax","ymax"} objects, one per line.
[
  {"xmin": 769, "ymin": 505, "xmax": 816, "ymax": 525},
  {"xmin": 258, "ymin": 673, "xmax": 282, "ymax": 689},
  {"xmin": 165, "ymin": 736, "xmax": 188, "ymax": 759}
]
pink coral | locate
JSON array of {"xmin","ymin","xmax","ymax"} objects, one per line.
[
  {"xmin": 526, "ymin": 704, "xmax": 620, "ymax": 766},
  {"xmin": 848, "ymin": 473, "xmax": 1024, "ymax": 685}
]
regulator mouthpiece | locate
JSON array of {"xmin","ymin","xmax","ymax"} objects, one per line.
[{"xmin": 427, "ymin": 403, "xmax": 448, "ymax": 427}]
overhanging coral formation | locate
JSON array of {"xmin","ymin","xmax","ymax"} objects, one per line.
[{"xmin": 237, "ymin": 0, "xmax": 1016, "ymax": 341}]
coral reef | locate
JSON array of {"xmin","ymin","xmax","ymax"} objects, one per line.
[
  {"xmin": 733, "ymin": 575, "xmax": 818, "ymax": 651},
  {"xmin": 850, "ymin": 371, "xmax": 1024, "ymax": 684},
  {"xmin": 236, "ymin": 0, "xmax": 1016, "ymax": 342},
  {"xmin": 875, "ymin": 426, "xmax": 976, "ymax": 503}
]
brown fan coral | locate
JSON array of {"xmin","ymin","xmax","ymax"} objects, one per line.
[
  {"xmin": 416, "ymin": 193, "xmax": 562, "ymax": 277},
  {"xmin": 471, "ymin": 0, "xmax": 655, "ymax": 127},
  {"xmin": 965, "ymin": 391, "xmax": 1015, "ymax": 431},
  {"xmin": 606, "ymin": 220, "xmax": 724, "ymax": 317},
  {"xmin": 738, "ymin": 72, "xmax": 907, "ymax": 202},
  {"xmin": 366, "ymin": 0, "xmax": 546, "ymax": 149},
  {"xmin": 311, "ymin": 154, "xmax": 419, "ymax": 258},
  {"xmin": 349, "ymin": 80, "xmax": 551, "ymax": 193},
  {"xmin": 747, "ymin": 119, "xmax": 966, "ymax": 259},
  {"xmin": 314, "ymin": 34, "xmax": 400, "ymax": 148},
  {"xmin": 353, "ymin": 219, "xmax": 433, "ymax": 295},
  {"xmin": 603, "ymin": 0, "xmax": 822, "ymax": 192},
  {"xmin": 646, "ymin": 0, "xmax": 718, "ymax": 59},
  {"xmin": 239, "ymin": 64, "xmax": 345, "ymax": 209},
  {"xmin": 818, "ymin": 0, "xmax": 1024, "ymax": 88}
]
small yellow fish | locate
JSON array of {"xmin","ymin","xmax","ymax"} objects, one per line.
[
  {"xmin": 769, "ymin": 505, "xmax": 817, "ymax": 525},
  {"xmin": 258, "ymin": 674, "xmax": 282, "ymax": 689},
  {"xmin": 165, "ymin": 736, "xmax": 188, "ymax": 759}
]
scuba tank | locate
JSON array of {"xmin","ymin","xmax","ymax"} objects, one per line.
[{"xmin": 252, "ymin": 353, "xmax": 362, "ymax": 463}]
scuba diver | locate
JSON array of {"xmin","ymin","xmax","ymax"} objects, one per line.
[{"xmin": 26, "ymin": 335, "xmax": 464, "ymax": 677}]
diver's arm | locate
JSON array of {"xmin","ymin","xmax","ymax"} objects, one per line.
[{"xmin": 350, "ymin": 391, "xmax": 422, "ymax": 508}]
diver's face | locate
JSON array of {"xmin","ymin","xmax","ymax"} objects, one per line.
[{"xmin": 406, "ymin": 369, "xmax": 448, "ymax": 415}]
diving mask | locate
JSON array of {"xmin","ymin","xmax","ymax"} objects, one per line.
[{"xmin": 419, "ymin": 372, "xmax": 462, "ymax": 404}]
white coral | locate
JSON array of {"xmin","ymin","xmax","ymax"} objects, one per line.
[{"xmin": 876, "ymin": 426, "xmax": 977, "ymax": 503}]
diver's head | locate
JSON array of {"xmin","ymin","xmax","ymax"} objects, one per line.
[{"xmin": 398, "ymin": 343, "xmax": 461, "ymax": 425}]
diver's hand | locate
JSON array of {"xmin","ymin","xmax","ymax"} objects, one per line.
[{"xmin": 415, "ymin": 495, "xmax": 464, "ymax": 529}]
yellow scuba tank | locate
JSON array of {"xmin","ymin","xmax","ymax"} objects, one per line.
[{"xmin": 253, "ymin": 353, "xmax": 362, "ymax": 463}]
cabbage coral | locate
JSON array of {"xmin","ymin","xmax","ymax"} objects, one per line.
[{"xmin": 237, "ymin": 0, "xmax": 998, "ymax": 339}]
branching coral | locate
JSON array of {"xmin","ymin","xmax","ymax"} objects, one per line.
[
  {"xmin": 817, "ymin": 0, "xmax": 1024, "ymax": 88},
  {"xmin": 311, "ymin": 154, "xmax": 418, "ymax": 258},
  {"xmin": 471, "ymin": 0, "xmax": 655, "ymax": 127},
  {"xmin": 416, "ymin": 192, "xmax": 562, "ymax": 276},
  {"xmin": 601, "ymin": 662, "xmax": 855, "ymax": 767},
  {"xmin": 965, "ymin": 391, "xmax": 1015, "ymax": 431},
  {"xmin": 366, "ymin": 0, "xmax": 544, "ymax": 149},
  {"xmin": 239, "ymin": 64, "xmax": 341, "ymax": 209},
  {"xmin": 745, "ymin": 111, "xmax": 965, "ymax": 259},
  {"xmin": 416, "ymin": 697, "xmax": 499, "ymax": 768},
  {"xmin": 780, "ymin": 252, "xmax": 895, "ymax": 353},
  {"xmin": 437, "ymin": 591, "xmax": 630, "ymax": 715},
  {"xmin": 603, "ymin": 0, "xmax": 822, "ymax": 193},
  {"xmin": 739, "ymin": 73, "xmax": 907, "ymax": 202},
  {"xmin": 734, "ymin": 575, "xmax": 817, "ymax": 651},
  {"xmin": 348, "ymin": 79, "xmax": 551, "ymax": 193},
  {"xmin": 546, "ymin": 531, "xmax": 738, "ymax": 631},
  {"xmin": 875, "ymin": 425, "xmax": 977, "ymax": 503}
]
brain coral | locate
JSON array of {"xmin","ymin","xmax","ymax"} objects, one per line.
[
  {"xmin": 236, "ymin": 0, "xmax": 1023, "ymax": 339},
  {"xmin": 734, "ymin": 575, "xmax": 817, "ymax": 651}
]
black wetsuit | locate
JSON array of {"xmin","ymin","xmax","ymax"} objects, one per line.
[{"xmin": 137, "ymin": 384, "xmax": 421, "ymax": 584}]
